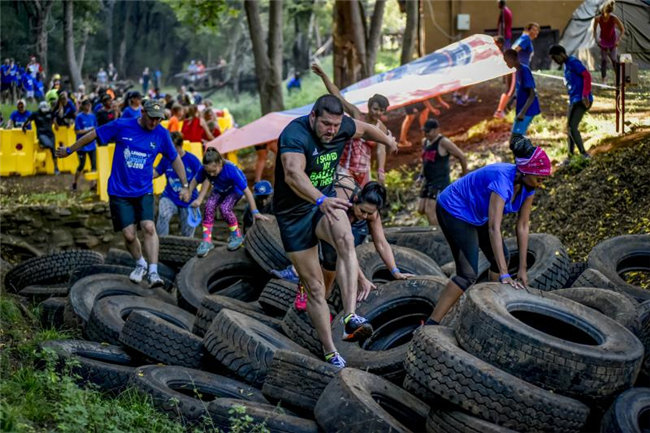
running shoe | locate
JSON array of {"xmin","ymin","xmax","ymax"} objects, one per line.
[
  {"xmin": 493, "ymin": 110, "xmax": 505, "ymax": 119},
  {"xmin": 147, "ymin": 271, "xmax": 164, "ymax": 288},
  {"xmin": 294, "ymin": 283, "xmax": 307, "ymax": 311},
  {"xmin": 196, "ymin": 241, "xmax": 214, "ymax": 257},
  {"xmin": 271, "ymin": 265, "xmax": 299, "ymax": 283},
  {"xmin": 227, "ymin": 232, "xmax": 244, "ymax": 251},
  {"xmin": 341, "ymin": 313, "xmax": 373, "ymax": 342},
  {"xmin": 324, "ymin": 351, "xmax": 346, "ymax": 369},
  {"xmin": 129, "ymin": 264, "xmax": 147, "ymax": 284}
]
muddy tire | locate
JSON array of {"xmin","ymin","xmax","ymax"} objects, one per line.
[
  {"xmin": 5, "ymin": 250, "xmax": 104, "ymax": 293},
  {"xmin": 192, "ymin": 295, "xmax": 281, "ymax": 337},
  {"xmin": 203, "ymin": 309, "xmax": 311, "ymax": 387},
  {"xmin": 600, "ymin": 387, "xmax": 650, "ymax": 433},
  {"xmin": 426, "ymin": 408, "xmax": 519, "ymax": 433},
  {"xmin": 456, "ymin": 283, "xmax": 644, "ymax": 399},
  {"xmin": 405, "ymin": 326, "xmax": 590, "ymax": 433},
  {"xmin": 588, "ymin": 234, "xmax": 650, "ymax": 302},
  {"xmin": 383, "ymin": 226, "xmax": 453, "ymax": 265},
  {"xmin": 315, "ymin": 368, "xmax": 429, "ymax": 433},
  {"xmin": 258, "ymin": 278, "xmax": 296, "ymax": 317},
  {"xmin": 244, "ymin": 215, "xmax": 291, "ymax": 273},
  {"xmin": 176, "ymin": 246, "xmax": 267, "ymax": 312}
]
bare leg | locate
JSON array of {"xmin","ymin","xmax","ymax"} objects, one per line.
[
  {"xmin": 430, "ymin": 279, "xmax": 464, "ymax": 322},
  {"xmin": 323, "ymin": 268, "xmax": 337, "ymax": 299},
  {"xmin": 254, "ymin": 147, "xmax": 268, "ymax": 183},
  {"xmin": 424, "ymin": 198, "xmax": 439, "ymax": 226},
  {"xmin": 140, "ymin": 220, "xmax": 159, "ymax": 264},
  {"xmin": 122, "ymin": 224, "xmax": 143, "ymax": 260},
  {"xmin": 399, "ymin": 113, "xmax": 416, "ymax": 147}
]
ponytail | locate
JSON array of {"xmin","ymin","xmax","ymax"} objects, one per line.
[
  {"xmin": 357, "ymin": 181, "xmax": 387, "ymax": 210},
  {"xmin": 203, "ymin": 147, "xmax": 224, "ymax": 165}
]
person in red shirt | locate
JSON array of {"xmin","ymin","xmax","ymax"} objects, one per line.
[
  {"xmin": 181, "ymin": 104, "xmax": 213, "ymax": 144},
  {"xmin": 497, "ymin": 0, "xmax": 513, "ymax": 49}
]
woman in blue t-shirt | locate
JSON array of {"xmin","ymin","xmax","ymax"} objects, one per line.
[{"xmin": 423, "ymin": 136, "xmax": 552, "ymax": 325}]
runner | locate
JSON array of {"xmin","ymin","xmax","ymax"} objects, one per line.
[
  {"xmin": 254, "ymin": 141, "xmax": 278, "ymax": 183},
  {"xmin": 493, "ymin": 36, "xmax": 515, "ymax": 119},
  {"xmin": 592, "ymin": 1, "xmax": 624, "ymax": 83},
  {"xmin": 57, "ymin": 100, "xmax": 190, "ymax": 287},
  {"xmin": 512, "ymin": 22, "xmax": 540, "ymax": 67},
  {"xmin": 311, "ymin": 63, "xmax": 390, "ymax": 186},
  {"xmin": 423, "ymin": 136, "xmax": 551, "ymax": 325},
  {"xmin": 504, "ymin": 49, "xmax": 540, "ymax": 139},
  {"xmin": 154, "ymin": 131, "xmax": 202, "ymax": 237},
  {"xmin": 273, "ymin": 94, "xmax": 397, "ymax": 368},
  {"xmin": 23, "ymin": 101, "xmax": 59, "ymax": 175},
  {"xmin": 189, "ymin": 148, "xmax": 269, "ymax": 256},
  {"xmin": 71, "ymin": 99, "xmax": 98, "ymax": 191},
  {"xmin": 549, "ymin": 44, "xmax": 593, "ymax": 164},
  {"xmin": 497, "ymin": 0, "xmax": 513, "ymax": 49},
  {"xmin": 417, "ymin": 119, "xmax": 468, "ymax": 226}
]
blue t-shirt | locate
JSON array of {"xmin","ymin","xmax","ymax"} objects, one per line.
[
  {"xmin": 514, "ymin": 34, "xmax": 533, "ymax": 66},
  {"xmin": 22, "ymin": 74, "xmax": 35, "ymax": 91},
  {"xmin": 121, "ymin": 106, "xmax": 141, "ymax": 119},
  {"xmin": 515, "ymin": 65, "xmax": 541, "ymax": 117},
  {"xmin": 196, "ymin": 161, "xmax": 248, "ymax": 197},
  {"xmin": 96, "ymin": 118, "xmax": 177, "ymax": 197},
  {"xmin": 437, "ymin": 163, "xmax": 535, "ymax": 226},
  {"xmin": 564, "ymin": 56, "xmax": 593, "ymax": 105},
  {"xmin": 10, "ymin": 110, "xmax": 31, "ymax": 129},
  {"xmin": 0, "ymin": 65, "xmax": 9, "ymax": 84},
  {"xmin": 75, "ymin": 112, "xmax": 98, "ymax": 152},
  {"xmin": 155, "ymin": 151, "xmax": 201, "ymax": 207}
]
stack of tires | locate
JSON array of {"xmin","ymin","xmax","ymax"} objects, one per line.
[{"xmin": 2, "ymin": 226, "xmax": 648, "ymax": 432}]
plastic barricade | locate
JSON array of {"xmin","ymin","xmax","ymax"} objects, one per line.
[{"xmin": 0, "ymin": 128, "xmax": 38, "ymax": 176}]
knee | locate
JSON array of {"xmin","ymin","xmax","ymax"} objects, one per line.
[
  {"xmin": 333, "ymin": 230, "xmax": 355, "ymax": 253},
  {"xmin": 122, "ymin": 228, "xmax": 137, "ymax": 243},
  {"xmin": 140, "ymin": 221, "xmax": 156, "ymax": 237},
  {"xmin": 303, "ymin": 278, "xmax": 326, "ymax": 299}
]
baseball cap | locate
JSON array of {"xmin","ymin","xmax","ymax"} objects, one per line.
[
  {"xmin": 187, "ymin": 207, "xmax": 202, "ymax": 228},
  {"xmin": 143, "ymin": 99, "xmax": 165, "ymax": 118},
  {"xmin": 253, "ymin": 180, "xmax": 273, "ymax": 196},
  {"xmin": 422, "ymin": 119, "xmax": 440, "ymax": 132}
]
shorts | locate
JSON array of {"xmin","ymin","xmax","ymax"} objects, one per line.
[
  {"xmin": 109, "ymin": 194, "xmax": 155, "ymax": 232},
  {"xmin": 276, "ymin": 206, "xmax": 326, "ymax": 253},
  {"xmin": 405, "ymin": 102, "xmax": 425, "ymax": 115},
  {"xmin": 25, "ymin": 90, "xmax": 34, "ymax": 98},
  {"xmin": 320, "ymin": 223, "xmax": 369, "ymax": 271},
  {"xmin": 254, "ymin": 144, "xmax": 266, "ymax": 151},
  {"xmin": 419, "ymin": 183, "xmax": 444, "ymax": 200},
  {"xmin": 38, "ymin": 134, "xmax": 55, "ymax": 150}
]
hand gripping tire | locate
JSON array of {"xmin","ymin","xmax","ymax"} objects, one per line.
[
  {"xmin": 314, "ymin": 368, "xmax": 429, "ymax": 433},
  {"xmin": 600, "ymin": 387, "xmax": 650, "ymax": 433},
  {"xmin": 455, "ymin": 283, "xmax": 644, "ymax": 399},
  {"xmin": 404, "ymin": 326, "xmax": 590, "ymax": 433},
  {"xmin": 243, "ymin": 215, "xmax": 291, "ymax": 273},
  {"xmin": 192, "ymin": 294, "xmax": 282, "ymax": 337}
]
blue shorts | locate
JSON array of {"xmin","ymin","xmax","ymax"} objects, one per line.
[{"xmin": 512, "ymin": 115, "xmax": 535, "ymax": 135}]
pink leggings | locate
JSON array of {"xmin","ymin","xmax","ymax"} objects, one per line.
[{"xmin": 204, "ymin": 191, "xmax": 241, "ymax": 227}]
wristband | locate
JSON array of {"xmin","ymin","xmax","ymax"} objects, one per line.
[
  {"xmin": 252, "ymin": 209, "xmax": 260, "ymax": 215},
  {"xmin": 65, "ymin": 147, "xmax": 72, "ymax": 155},
  {"xmin": 182, "ymin": 183, "xmax": 189, "ymax": 188},
  {"xmin": 499, "ymin": 273, "xmax": 511, "ymax": 282},
  {"xmin": 316, "ymin": 195, "xmax": 327, "ymax": 206},
  {"xmin": 390, "ymin": 267, "xmax": 400, "ymax": 275}
]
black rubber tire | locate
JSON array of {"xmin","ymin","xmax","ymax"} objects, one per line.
[
  {"xmin": 203, "ymin": 309, "xmax": 312, "ymax": 387},
  {"xmin": 130, "ymin": 365, "xmax": 268, "ymax": 424},
  {"xmin": 39, "ymin": 297, "xmax": 67, "ymax": 329},
  {"xmin": 565, "ymin": 261, "xmax": 588, "ymax": 288},
  {"xmin": 600, "ymin": 387, "xmax": 650, "ymax": 433},
  {"xmin": 243, "ymin": 215, "xmax": 291, "ymax": 274},
  {"xmin": 0, "ymin": 234, "xmax": 43, "ymax": 264},
  {"xmin": 499, "ymin": 233, "xmax": 571, "ymax": 291},
  {"xmin": 455, "ymin": 283, "xmax": 644, "ymax": 399},
  {"xmin": 175, "ymin": 246, "xmax": 267, "ymax": 312},
  {"xmin": 68, "ymin": 274, "xmax": 175, "ymax": 323},
  {"xmin": 68, "ymin": 263, "xmax": 173, "ymax": 289},
  {"xmin": 104, "ymin": 248, "xmax": 177, "ymax": 283},
  {"xmin": 571, "ymin": 267, "xmax": 617, "ymax": 290},
  {"xmin": 314, "ymin": 368, "xmax": 429, "ymax": 433},
  {"xmin": 207, "ymin": 399, "xmax": 318, "ymax": 433},
  {"xmin": 331, "ymin": 277, "xmax": 447, "ymax": 383},
  {"xmin": 551, "ymin": 287, "xmax": 641, "ymax": 334},
  {"xmin": 158, "ymin": 235, "xmax": 224, "ymax": 271},
  {"xmin": 383, "ymin": 226, "xmax": 453, "ymax": 265},
  {"xmin": 258, "ymin": 278, "xmax": 296, "ymax": 317},
  {"xmin": 426, "ymin": 407, "xmax": 518, "ymax": 433},
  {"xmin": 40, "ymin": 339, "xmax": 138, "ymax": 393},
  {"xmin": 588, "ymin": 234, "xmax": 650, "ymax": 302},
  {"xmin": 119, "ymin": 310, "xmax": 204, "ymax": 368},
  {"xmin": 19, "ymin": 284, "xmax": 69, "ymax": 301},
  {"xmin": 85, "ymin": 295, "xmax": 194, "ymax": 345},
  {"xmin": 405, "ymin": 326, "xmax": 590, "ymax": 433},
  {"xmin": 262, "ymin": 349, "xmax": 338, "ymax": 414},
  {"xmin": 638, "ymin": 301, "xmax": 650, "ymax": 382},
  {"xmin": 192, "ymin": 295, "xmax": 281, "ymax": 337},
  {"xmin": 4, "ymin": 250, "xmax": 104, "ymax": 293},
  {"xmin": 281, "ymin": 304, "xmax": 326, "ymax": 356}
]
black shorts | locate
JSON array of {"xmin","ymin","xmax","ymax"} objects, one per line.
[
  {"xmin": 419, "ymin": 184, "xmax": 444, "ymax": 200},
  {"xmin": 320, "ymin": 224, "xmax": 369, "ymax": 271},
  {"xmin": 109, "ymin": 194, "xmax": 155, "ymax": 232},
  {"xmin": 405, "ymin": 102, "xmax": 425, "ymax": 115},
  {"xmin": 254, "ymin": 144, "xmax": 267, "ymax": 151},
  {"xmin": 276, "ymin": 206, "xmax": 326, "ymax": 253}
]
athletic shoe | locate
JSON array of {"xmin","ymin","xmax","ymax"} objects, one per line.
[
  {"xmin": 493, "ymin": 110, "xmax": 505, "ymax": 119},
  {"xmin": 129, "ymin": 264, "xmax": 147, "ymax": 284},
  {"xmin": 227, "ymin": 232, "xmax": 244, "ymax": 251},
  {"xmin": 294, "ymin": 284, "xmax": 307, "ymax": 311},
  {"xmin": 271, "ymin": 265, "xmax": 299, "ymax": 283},
  {"xmin": 71, "ymin": 183, "xmax": 77, "ymax": 191},
  {"xmin": 196, "ymin": 241, "xmax": 214, "ymax": 257},
  {"xmin": 341, "ymin": 313, "xmax": 373, "ymax": 342},
  {"xmin": 147, "ymin": 271, "xmax": 164, "ymax": 288},
  {"xmin": 324, "ymin": 351, "xmax": 346, "ymax": 369}
]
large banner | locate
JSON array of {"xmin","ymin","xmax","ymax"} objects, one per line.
[{"xmin": 208, "ymin": 34, "xmax": 511, "ymax": 154}]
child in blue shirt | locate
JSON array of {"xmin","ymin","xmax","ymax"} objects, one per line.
[
  {"xmin": 512, "ymin": 22, "xmax": 540, "ymax": 66},
  {"xmin": 504, "ymin": 49, "xmax": 540, "ymax": 139},
  {"xmin": 72, "ymin": 99, "xmax": 98, "ymax": 191},
  {"xmin": 8, "ymin": 99, "xmax": 31, "ymax": 129}
]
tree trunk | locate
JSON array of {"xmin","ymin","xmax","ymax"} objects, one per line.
[
  {"xmin": 117, "ymin": 0, "xmax": 132, "ymax": 77},
  {"xmin": 64, "ymin": 0, "xmax": 83, "ymax": 89},
  {"xmin": 77, "ymin": 25, "xmax": 90, "ymax": 78},
  {"xmin": 292, "ymin": 0, "xmax": 313, "ymax": 74},
  {"xmin": 333, "ymin": 0, "xmax": 368, "ymax": 88},
  {"xmin": 104, "ymin": 0, "xmax": 115, "ymax": 67},
  {"xmin": 366, "ymin": 0, "xmax": 385, "ymax": 74},
  {"xmin": 24, "ymin": 0, "xmax": 55, "ymax": 78},
  {"xmin": 401, "ymin": 0, "xmax": 418, "ymax": 65},
  {"xmin": 228, "ymin": 15, "xmax": 245, "ymax": 102}
]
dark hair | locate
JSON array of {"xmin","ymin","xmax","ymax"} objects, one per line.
[
  {"xmin": 423, "ymin": 118, "xmax": 439, "ymax": 132},
  {"xmin": 203, "ymin": 147, "xmax": 224, "ymax": 165},
  {"xmin": 312, "ymin": 94, "xmax": 344, "ymax": 117},
  {"xmin": 549, "ymin": 45, "xmax": 566, "ymax": 56},
  {"xmin": 357, "ymin": 181, "xmax": 387, "ymax": 210},
  {"xmin": 368, "ymin": 94, "xmax": 389, "ymax": 110},
  {"xmin": 498, "ymin": 0, "xmax": 506, "ymax": 6},
  {"xmin": 170, "ymin": 131, "xmax": 184, "ymax": 147},
  {"xmin": 504, "ymin": 49, "xmax": 518, "ymax": 61},
  {"xmin": 494, "ymin": 36, "xmax": 505, "ymax": 45},
  {"xmin": 81, "ymin": 98, "xmax": 91, "ymax": 106},
  {"xmin": 525, "ymin": 22, "xmax": 540, "ymax": 31},
  {"xmin": 510, "ymin": 134, "xmax": 536, "ymax": 159}
]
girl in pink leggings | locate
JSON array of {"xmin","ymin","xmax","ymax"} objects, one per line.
[
  {"xmin": 593, "ymin": 1, "xmax": 625, "ymax": 82},
  {"xmin": 189, "ymin": 148, "xmax": 268, "ymax": 256}
]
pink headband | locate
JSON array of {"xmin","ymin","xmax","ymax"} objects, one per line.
[{"xmin": 516, "ymin": 146, "xmax": 551, "ymax": 176}]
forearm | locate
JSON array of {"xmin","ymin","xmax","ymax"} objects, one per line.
[
  {"xmin": 362, "ymin": 123, "xmax": 392, "ymax": 146},
  {"xmin": 286, "ymin": 170, "xmax": 323, "ymax": 204},
  {"xmin": 375, "ymin": 239, "xmax": 397, "ymax": 270},
  {"xmin": 488, "ymin": 224, "xmax": 509, "ymax": 275},
  {"xmin": 376, "ymin": 145, "xmax": 386, "ymax": 172},
  {"xmin": 243, "ymin": 188, "xmax": 258, "ymax": 212},
  {"xmin": 69, "ymin": 130, "xmax": 97, "ymax": 153},
  {"xmin": 516, "ymin": 221, "xmax": 530, "ymax": 270},
  {"xmin": 196, "ymin": 180, "xmax": 211, "ymax": 202},
  {"xmin": 520, "ymin": 90, "xmax": 535, "ymax": 115},
  {"xmin": 171, "ymin": 157, "xmax": 188, "ymax": 185}
]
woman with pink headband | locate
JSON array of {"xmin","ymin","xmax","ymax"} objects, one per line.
[{"xmin": 422, "ymin": 135, "xmax": 551, "ymax": 325}]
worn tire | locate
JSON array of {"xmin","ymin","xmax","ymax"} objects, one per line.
[
  {"xmin": 19, "ymin": 284, "xmax": 69, "ymax": 301},
  {"xmin": 456, "ymin": 283, "xmax": 644, "ymax": 399},
  {"xmin": 120, "ymin": 310, "xmax": 204, "ymax": 368},
  {"xmin": 68, "ymin": 263, "xmax": 173, "ymax": 288},
  {"xmin": 192, "ymin": 294, "xmax": 282, "ymax": 337},
  {"xmin": 130, "ymin": 365, "xmax": 267, "ymax": 424},
  {"xmin": 571, "ymin": 267, "xmax": 617, "ymax": 290},
  {"xmin": 281, "ymin": 304, "xmax": 326, "ymax": 356},
  {"xmin": 600, "ymin": 387, "xmax": 650, "ymax": 433},
  {"xmin": 104, "ymin": 248, "xmax": 176, "ymax": 283},
  {"xmin": 158, "ymin": 235, "xmax": 217, "ymax": 271},
  {"xmin": 639, "ymin": 301, "xmax": 650, "ymax": 382},
  {"xmin": 405, "ymin": 326, "xmax": 590, "ymax": 433},
  {"xmin": 203, "ymin": 309, "xmax": 311, "ymax": 387},
  {"xmin": 5, "ymin": 250, "xmax": 104, "ymax": 292},
  {"xmin": 331, "ymin": 277, "xmax": 446, "ymax": 383},
  {"xmin": 39, "ymin": 297, "xmax": 67, "ymax": 329},
  {"xmin": 426, "ymin": 408, "xmax": 518, "ymax": 433},
  {"xmin": 207, "ymin": 399, "xmax": 318, "ymax": 433},
  {"xmin": 40, "ymin": 340, "xmax": 138, "ymax": 393},
  {"xmin": 244, "ymin": 215, "xmax": 291, "ymax": 274},
  {"xmin": 565, "ymin": 261, "xmax": 588, "ymax": 288},
  {"xmin": 383, "ymin": 226, "xmax": 452, "ymax": 265},
  {"xmin": 588, "ymin": 235, "xmax": 650, "ymax": 302},
  {"xmin": 315, "ymin": 368, "xmax": 429, "ymax": 433},
  {"xmin": 0, "ymin": 234, "xmax": 43, "ymax": 264},
  {"xmin": 258, "ymin": 278, "xmax": 296, "ymax": 317},
  {"xmin": 176, "ymin": 246, "xmax": 267, "ymax": 312},
  {"xmin": 85, "ymin": 295, "xmax": 194, "ymax": 345}
]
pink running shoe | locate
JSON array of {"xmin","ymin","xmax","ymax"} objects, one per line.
[{"xmin": 294, "ymin": 283, "xmax": 307, "ymax": 311}]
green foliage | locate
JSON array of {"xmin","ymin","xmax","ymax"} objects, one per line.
[
  {"xmin": 228, "ymin": 405, "xmax": 270, "ymax": 433},
  {"xmin": 163, "ymin": 0, "xmax": 236, "ymax": 32}
]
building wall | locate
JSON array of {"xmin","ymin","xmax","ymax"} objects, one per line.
[{"xmin": 422, "ymin": 0, "xmax": 583, "ymax": 52}]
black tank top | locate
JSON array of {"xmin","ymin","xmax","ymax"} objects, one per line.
[{"xmin": 422, "ymin": 135, "xmax": 450, "ymax": 188}]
